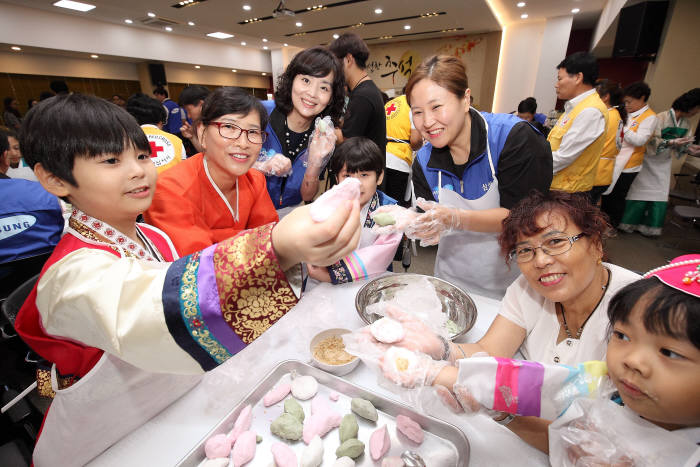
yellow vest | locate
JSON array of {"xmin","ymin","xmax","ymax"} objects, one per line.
[
  {"xmin": 549, "ymin": 92, "xmax": 609, "ymax": 193},
  {"xmin": 141, "ymin": 125, "xmax": 185, "ymax": 174},
  {"xmin": 624, "ymin": 107, "xmax": 656, "ymax": 169},
  {"xmin": 385, "ymin": 95, "xmax": 413, "ymax": 165},
  {"xmin": 594, "ymin": 107, "xmax": 622, "ymax": 186}
]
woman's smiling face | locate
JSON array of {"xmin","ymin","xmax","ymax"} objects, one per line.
[{"xmin": 409, "ymin": 78, "xmax": 469, "ymax": 149}]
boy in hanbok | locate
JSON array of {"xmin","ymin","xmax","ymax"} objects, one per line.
[
  {"xmin": 307, "ymin": 137, "xmax": 402, "ymax": 284},
  {"xmin": 14, "ymin": 94, "xmax": 361, "ymax": 466}
]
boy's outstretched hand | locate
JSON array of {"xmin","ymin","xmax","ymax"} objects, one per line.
[{"xmin": 272, "ymin": 199, "xmax": 362, "ymax": 271}]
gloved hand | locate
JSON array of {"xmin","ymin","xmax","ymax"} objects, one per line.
[
  {"xmin": 253, "ymin": 151, "xmax": 293, "ymax": 176},
  {"xmin": 405, "ymin": 198, "xmax": 462, "ymax": 247},
  {"xmin": 379, "ymin": 346, "xmax": 449, "ymax": 389},
  {"xmin": 667, "ymin": 136, "xmax": 694, "ymax": 147},
  {"xmin": 686, "ymin": 143, "xmax": 700, "ymax": 156},
  {"xmin": 304, "ymin": 116, "xmax": 336, "ymax": 177},
  {"xmin": 382, "ymin": 306, "xmax": 446, "ymax": 359},
  {"xmin": 370, "ymin": 205, "xmax": 421, "ymax": 235}
]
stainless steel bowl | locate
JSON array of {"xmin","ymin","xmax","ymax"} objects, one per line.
[{"xmin": 355, "ymin": 273, "xmax": 477, "ymax": 341}]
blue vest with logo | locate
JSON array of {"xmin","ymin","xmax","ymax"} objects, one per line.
[
  {"xmin": 416, "ymin": 112, "xmax": 521, "ymax": 201},
  {"xmin": 261, "ymin": 100, "xmax": 310, "ymax": 209}
]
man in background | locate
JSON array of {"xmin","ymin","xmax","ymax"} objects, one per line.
[
  {"xmin": 154, "ymin": 86, "xmax": 185, "ymax": 136},
  {"xmin": 178, "ymin": 85, "xmax": 210, "ymax": 155}
]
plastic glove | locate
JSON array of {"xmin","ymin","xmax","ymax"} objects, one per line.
[
  {"xmin": 667, "ymin": 136, "xmax": 694, "ymax": 147},
  {"xmin": 686, "ymin": 144, "xmax": 700, "ymax": 156},
  {"xmin": 253, "ymin": 150, "xmax": 293, "ymax": 176},
  {"xmin": 302, "ymin": 116, "xmax": 336, "ymax": 177},
  {"xmin": 371, "ymin": 205, "xmax": 421, "ymax": 235},
  {"xmin": 406, "ymin": 198, "xmax": 462, "ymax": 247},
  {"xmin": 379, "ymin": 346, "xmax": 448, "ymax": 389}
]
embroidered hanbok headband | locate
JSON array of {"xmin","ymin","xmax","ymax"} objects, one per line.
[{"xmin": 643, "ymin": 254, "xmax": 700, "ymax": 298}]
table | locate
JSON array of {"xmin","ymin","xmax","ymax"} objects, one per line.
[{"xmin": 89, "ymin": 280, "xmax": 548, "ymax": 467}]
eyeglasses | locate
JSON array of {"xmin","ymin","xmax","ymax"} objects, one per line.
[
  {"xmin": 509, "ymin": 233, "xmax": 586, "ymax": 263},
  {"xmin": 209, "ymin": 121, "xmax": 267, "ymax": 144}
]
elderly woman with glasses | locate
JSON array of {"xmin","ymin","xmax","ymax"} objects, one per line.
[{"xmin": 144, "ymin": 87, "xmax": 279, "ymax": 256}]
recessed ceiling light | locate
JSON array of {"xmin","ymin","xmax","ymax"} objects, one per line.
[
  {"xmin": 333, "ymin": 33, "xmax": 339, "ymax": 39},
  {"xmin": 90, "ymin": 54, "xmax": 99, "ymax": 58},
  {"xmin": 262, "ymin": 72, "xmax": 266, "ymax": 76},
  {"xmin": 403, "ymin": 24, "xmax": 411, "ymax": 30},
  {"xmin": 521, "ymin": 13, "xmax": 528, "ymax": 19},
  {"xmin": 53, "ymin": 1, "xmax": 95, "ymax": 12},
  {"xmin": 188, "ymin": 21, "xmax": 195, "ymax": 26},
  {"xmin": 283, "ymin": 43, "xmax": 288, "ymax": 46},
  {"xmin": 207, "ymin": 32, "xmax": 233, "ymax": 39},
  {"xmin": 262, "ymin": 38, "xmax": 268, "ymax": 42},
  {"xmin": 571, "ymin": 8, "xmax": 580, "ymax": 13},
  {"xmin": 147, "ymin": 12, "xmax": 156, "ymax": 17},
  {"xmin": 242, "ymin": 4, "xmax": 251, "ymax": 10},
  {"xmin": 232, "ymin": 69, "xmax": 237, "ymax": 72},
  {"xmin": 517, "ymin": 2, "xmax": 526, "ymax": 7},
  {"xmin": 195, "ymin": 65, "xmax": 201, "ymax": 69},
  {"xmin": 165, "ymin": 26, "xmax": 173, "ymax": 31},
  {"xmin": 11, "ymin": 46, "xmax": 21, "ymax": 51},
  {"xmin": 263, "ymin": 46, "xmax": 268, "ymax": 50},
  {"xmin": 295, "ymin": 22, "xmax": 302, "ymax": 27},
  {"xmin": 241, "ymin": 41, "xmax": 247, "ymax": 46},
  {"xmin": 374, "ymin": 8, "xmax": 382, "ymax": 14},
  {"xmin": 124, "ymin": 18, "xmax": 133, "ymax": 24}
]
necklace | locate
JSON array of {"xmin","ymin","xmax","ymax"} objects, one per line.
[
  {"xmin": 559, "ymin": 266, "xmax": 611, "ymax": 339},
  {"xmin": 351, "ymin": 74, "xmax": 369, "ymax": 92},
  {"xmin": 283, "ymin": 117, "xmax": 312, "ymax": 159}
]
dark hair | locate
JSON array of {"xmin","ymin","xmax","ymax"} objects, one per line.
[
  {"xmin": 27, "ymin": 99, "xmax": 37, "ymax": 110},
  {"xmin": 178, "ymin": 84, "xmax": 211, "ymax": 107},
  {"xmin": 39, "ymin": 91, "xmax": 55, "ymax": 101},
  {"xmin": 608, "ymin": 278, "xmax": 700, "ymax": 349},
  {"xmin": 330, "ymin": 137, "xmax": 384, "ymax": 180},
  {"xmin": 557, "ymin": 52, "xmax": 599, "ymax": 86},
  {"xmin": 623, "ymin": 81, "xmax": 651, "ymax": 102},
  {"xmin": 274, "ymin": 47, "xmax": 346, "ymax": 125},
  {"xmin": 126, "ymin": 93, "xmax": 167, "ymax": 125},
  {"xmin": 20, "ymin": 93, "xmax": 149, "ymax": 186},
  {"xmin": 499, "ymin": 190, "xmax": 612, "ymax": 264},
  {"xmin": 49, "ymin": 80, "xmax": 69, "ymax": 95},
  {"xmin": 0, "ymin": 129, "xmax": 9, "ymax": 155},
  {"xmin": 328, "ymin": 33, "xmax": 370, "ymax": 69},
  {"xmin": 672, "ymin": 88, "xmax": 700, "ymax": 113},
  {"xmin": 405, "ymin": 55, "xmax": 468, "ymax": 106},
  {"xmin": 596, "ymin": 79, "xmax": 628, "ymax": 124},
  {"xmin": 3, "ymin": 97, "xmax": 21, "ymax": 118},
  {"xmin": 199, "ymin": 87, "xmax": 269, "ymax": 131},
  {"xmin": 517, "ymin": 97, "xmax": 537, "ymax": 114},
  {"xmin": 153, "ymin": 87, "xmax": 169, "ymax": 98}
]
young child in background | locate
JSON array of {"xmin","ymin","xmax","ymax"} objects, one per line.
[
  {"xmin": 15, "ymin": 94, "xmax": 361, "ymax": 466},
  {"xmin": 306, "ymin": 136, "xmax": 402, "ymax": 285}
]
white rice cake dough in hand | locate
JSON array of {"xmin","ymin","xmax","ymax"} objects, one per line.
[
  {"xmin": 384, "ymin": 346, "xmax": 420, "ymax": 374},
  {"xmin": 309, "ymin": 178, "xmax": 361, "ymax": 222},
  {"xmin": 370, "ymin": 316, "xmax": 405, "ymax": 343},
  {"xmin": 291, "ymin": 375, "xmax": 319, "ymax": 400}
]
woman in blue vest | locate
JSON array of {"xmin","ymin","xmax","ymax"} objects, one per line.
[
  {"xmin": 407, "ymin": 55, "xmax": 552, "ymax": 299},
  {"xmin": 262, "ymin": 46, "xmax": 346, "ymax": 216}
]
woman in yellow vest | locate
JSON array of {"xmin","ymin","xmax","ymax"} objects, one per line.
[
  {"xmin": 601, "ymin": 82, "xmax": 657, "ymax": 227},
  {"xmin": 590, "ymin": 80, "xmax": 627, "ymax": 204},
  {"xmin": 384, "ymin": 94, "xmax": 422, "ymax": 206}
]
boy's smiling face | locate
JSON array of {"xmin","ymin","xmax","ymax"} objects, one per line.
[
  {"xmin": 336, "ymin": 165, "xmax": 382, "ymax": 206},
  {"xmin": 50, "ymin": 144, "xmax": 156, "ymax": 234},
  {"xmin": 606, "ymin": 300, "xmax": 700, "ymax": 429}
]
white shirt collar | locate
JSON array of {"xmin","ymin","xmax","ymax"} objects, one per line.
[
  {"xmin": 630, "ymin": 105, "xmax": 649, "ymax": 117},
  {"xmin": 564, "ymin": 88, "xmax": 596, "ymax": 113}
]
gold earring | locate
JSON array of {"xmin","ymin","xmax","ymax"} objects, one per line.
[{"xmin": 597, "ymin": 258, "xmax": 602, "ymax": 265}]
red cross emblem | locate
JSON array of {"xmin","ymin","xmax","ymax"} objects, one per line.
[
  {"xmin": 385, "ymin": 103, "xmax": 397, "ymax": 116},
  {"xmin": 149, "ymin": 141, "xmax": 164, "ymax": 158}
]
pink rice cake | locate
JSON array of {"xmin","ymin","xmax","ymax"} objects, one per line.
[
  {"xmin": 263, "ymin": 383, "xmax": 291, "ymax": 407},
  {"xmin": 395, "ymin": 414, "xmax": 424, "ymax": 444}
]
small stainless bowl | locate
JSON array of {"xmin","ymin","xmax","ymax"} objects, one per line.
[{"xmin": 355, "ymin": 273, "xmax": 477, "ymax": 341}]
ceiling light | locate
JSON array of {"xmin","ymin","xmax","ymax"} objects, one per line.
[
  {"xmin": 333, "ymin": 33, "xmax": 339, "ymax": 39},
  {"xmin": 262, "ymin": 72, "xmax": 266, "ymax": 76},
  {"xmin": 195, "ymin": 65, "xmax": 200, "ymax": 69},
  {"xmin": 517, "ymin": 2, "xmax": 526, "ymax": 7},
  {"xmin": 242, "ymin": 4, "xmax": 251, "ymax": 10},
  {"xmin": 124, "ymin": 18, "xmax": 133, "ymax": 24},
  {"xmin": 53, "ymin": 1, "xmax": 95, "ymax": 12},
  {"xmin": 283, "ymin": 43, "xmax": 288, "ymax": 46},
  {"xmin": 90, "ymin": 54, "xmax": 99, "ymax": 58},
  {"xmin": 207, "ymin": 32, "xmax": 233, "ymax": 39},
  {"xmin": 11, "ymin": 46, "xmax": 21, "ymax": 51},
  {"xmin": 403, "ymin": 24, "xmax": 411, "ymax": 30},
  {"xmin": 295, "ymin": 22, "xmax": 302, "ymax": 27},
  {"xmin": 374, "ymin": 8, "xmax": 382, "ymax": 14},
  {"xmin": 571, "ymin": 8, "xmax": 580, "ymax": 13},
  {"xmin": 165, "ymin": 26, "xmax": 173, "ymax": 31},
  {"xmin": 521, "ymin": 13, "xmax": 528, "ymax": 18},
  {"xmin": 147, "ymin": 12, "xmax": 156, "ymax": 17},
  {"xmin": 241, "ymin": 41, "xmax": 247, "ymax": 46},
  {"xmin": 188, "ymin": 21, "xmax": 195, "ymax": 26},
  {"xmin": 232, "ymin": 69, "xmax": 237, "ymax": 72},
  {"xmin": 262, "ymin": 38, "xmax": 268, "ymax": 42},
  {"xmin": 263, "ymin": 46, "xmax": 268, "ymax": 50}
]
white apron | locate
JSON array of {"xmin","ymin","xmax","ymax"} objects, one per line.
[
  {"xmin": 432, "ymin": 114, "xmax": 520, "ymax": 299},
  {"xmin": 34, "ymin": 353, "xmax": 201, "ymax": 467}
]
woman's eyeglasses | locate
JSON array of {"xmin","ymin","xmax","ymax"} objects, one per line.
[
  {"xmin": 209, "ymin": 121, "xmax": 267, "ymax": 144},
  {"xmin": 509, "ymin": 233, "xmax": 587, "ymax": 263}
]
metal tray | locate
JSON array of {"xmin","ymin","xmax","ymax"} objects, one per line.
[{"xmin": 177, "ymin": 360, "xmax": 470, "ymax": 466}]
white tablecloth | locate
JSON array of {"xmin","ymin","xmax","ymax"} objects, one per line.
[{"xmin": 89, "ymin": 280, "xmax": 548, "ymax": 467}]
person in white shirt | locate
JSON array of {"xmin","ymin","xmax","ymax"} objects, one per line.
[
  {"xmin": 548, "ymin": 52, "xmax": 608, "ymax": 195},
  {"xmin": 602, "ymin": 81, "xmax": 657, "ymax": 227}
]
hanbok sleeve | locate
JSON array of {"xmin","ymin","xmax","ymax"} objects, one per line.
[
  {"xmin": 326, "ymin": 233, "xmax": 402, "ymax": 284},
  {"xmin": 35, "ymin": 224, "xmax": 298, "ymax": 375}
]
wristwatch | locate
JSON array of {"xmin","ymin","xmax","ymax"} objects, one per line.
[
  {"xmin": 438, "ymin": 335, "xmax": 451, "ymax": 361},
  {"xmin": 493, "ymin": 412, "xmax": 516, "ymax": 426}
]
